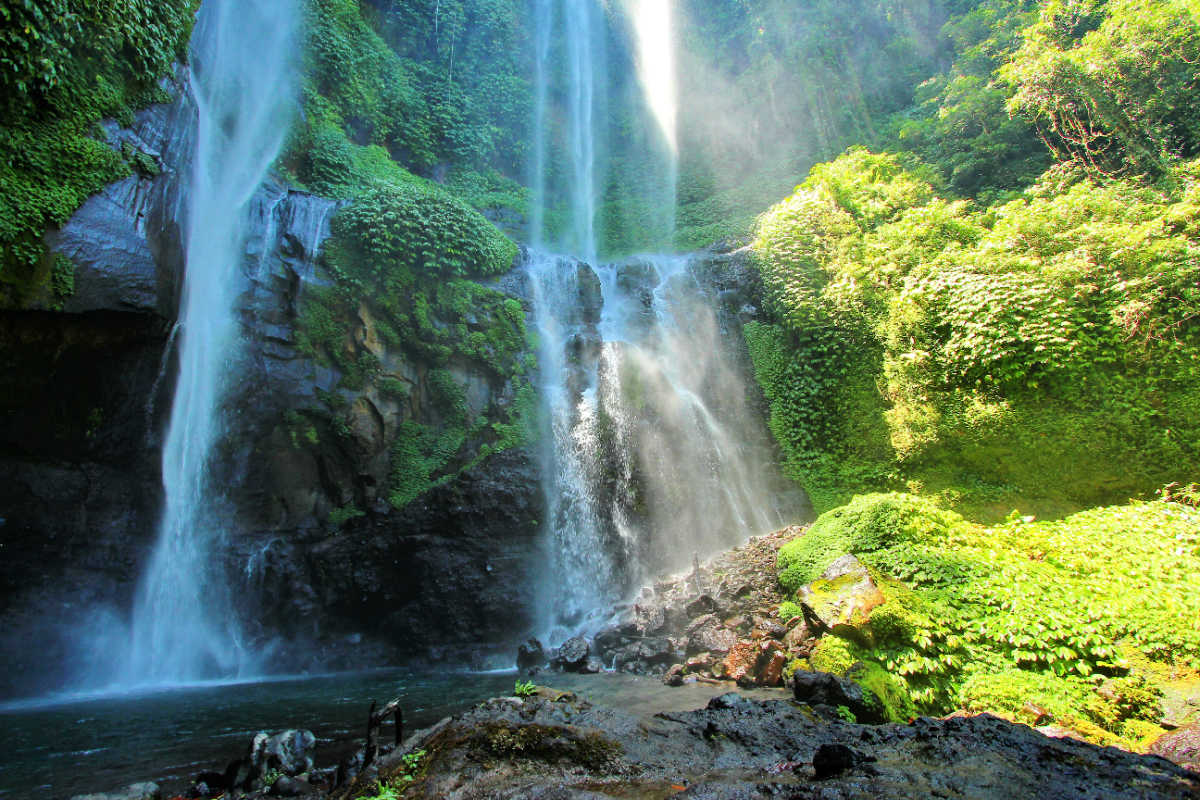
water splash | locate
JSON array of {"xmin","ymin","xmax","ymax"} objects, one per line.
[{"xmin": 123, "ymin": 0, "xmax": 299, "ymax": 686}]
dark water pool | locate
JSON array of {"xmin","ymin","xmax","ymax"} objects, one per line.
[{"xmin": 0, "ymin": 670, "xmax": 786, "ymax": 799}]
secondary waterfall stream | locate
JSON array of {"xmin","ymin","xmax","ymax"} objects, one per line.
[
  {"xmin": 528, "ymin": 0, "xmax": 791, "ymax": 641},
  {"xmin": 122, "ymin": 0, "xmax": 299, "ymax": 685}
]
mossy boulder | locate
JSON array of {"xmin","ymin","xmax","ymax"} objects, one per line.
[
  {"xmin": 778, "ymin": 492, "xmax": 965, "ymax": 594},
  {"xmin": 796, "ymin": 554, "xmax": 884, "ymax": 642}
]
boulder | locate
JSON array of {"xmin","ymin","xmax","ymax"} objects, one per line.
[
  {"xmin": 685, "ymin": 594, "xmax": 718, "ymax": 617},
  {"xmin": 663, "ymin": 664, "xmax": 686, "ymax": 687},
  {"xmin": 269, "ymin": 775, "xmax": 315, "ymax": 797},
  {"xmin": 792, "ymin": 670, "xmax": 886, "ymax": 724},
  {"xmin": 797, "ymin": 555, "xmax": 884, "ymax": 638},
  {"xmin": 724, "ymin": 641, "xmax": 760, "ymax": 686},
  {"xmin": 250, "ymin": 729, "xmax": 317, "ymax": 778},
  {"xmin": 686, "ymin": 614, "xmax": 738, "ymax": 655},
  {"xmin": 1151, "ymin": 723, "xmax": 1200, "ymax": 771},
  {"xmin": 759, "ymin": 649, "xmax": 787, "ymax": 688},
  {"xmin": 635, "ymin": 603, "xmax": 667, "ymax": 636},
  {"xmin": 553, "ymin": 636, "xmax": 591, "ymax": 671},
  {"xmin": 517, "ymin": 638, "xmax": 547, "ymax": 672}
]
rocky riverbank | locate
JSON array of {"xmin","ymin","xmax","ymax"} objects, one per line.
[
  {"xmin": 88, "ymin": 680, "xmax": 1200, "ymax": 800},
  {"xmin": 517, "ymin": 526, "xmax": 808, "ymax": 686}
]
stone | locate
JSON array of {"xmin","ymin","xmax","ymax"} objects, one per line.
[
  {"xmin": 1151, "ymin": 723, "xmax": 1200, "ymax": 771},
  {"xmin": 686, "ymin": 614, "xmax": 738, "ymax": 655},
  {"xmin": 724, "ymin": 641, "xmax": 760, "ymax": 686},
  {"xmin": 663, "ymin": 664, "xmax": 686, "ymax": 687},
  {"xmin": 759, "ymin": 650, "xmax": 787, "ymax": 687},
  {"xmin": 635, "ymin": 603, "xmax": 667, "ymax": 635},
  {"xmin": 792, "ymin": 670, "xmax": 886, "ymax": 724},
  {"xmin": 517, "ymin": 638, "xmax": 547, "ymax": 672},
  {"xmin": 69, "ymin": 783, "xmax": 161, "ymax": 800},
  {"xmin": 685, "ymin": 652, "xmax": 712, "ymax": 672},
  {"xmin": 797, "ymin": 554, "xmax": 885, "ymax": 638},
  {"xmin": 813, "ymin": 743, "xmax": 861, "ymax": 779},
  {"xmin": 685, "ymin": 594, "xmax": 718, "ymax": 617},
  {"xmin": 251, "ymin": 729, "xmax": 317, "ymax": 778},
  {"xmin": 783, "ymin": 620, "xmax": 816, "ymax": 654},
  {"xmin": 581, "ymin": 657, "xmax": 606, "ymax": 674},
  {"xmin": 553, "ymin": 636, "xmax": 591, "ymax": 671},
  {"xmin": 269, "ymin": 775, "xmax": 314, "ymax": 797}
]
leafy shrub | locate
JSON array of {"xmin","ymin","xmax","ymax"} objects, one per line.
[{"xmin": 330, "ymin": 182, "xmax": 517, "ymax": 282}]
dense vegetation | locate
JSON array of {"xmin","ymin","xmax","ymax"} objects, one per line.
[
  {"xmin": 0, "ymin": 0, "xmax": 196, "ymax": 307},
  {"xmin": 776, "ymin": 492, "xmax": 1200, "ymax": 747},
  {"xmin": 748, "ymin": 0, "xmax": 1200, "ymax": 518},
  {"xmin": 751, "ymin": 0, "xmax": 1200, "ymax": 748}
]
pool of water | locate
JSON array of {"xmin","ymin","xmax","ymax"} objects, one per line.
[{"xmin": 0, "ymin": 670, "xmax": 786, "ymax": 799}]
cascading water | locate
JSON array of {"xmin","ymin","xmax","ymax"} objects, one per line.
[
  {"xmin": 528, "ymin": 0, "xmax": 795, "ymax": 642},
  {"xmin": 122, "ymin": 0, "xmax": 299, "ymax": 685},
  {"xmin": 528, "ymin": 251, "xmax": 795, "ymax": 640},
  {"xmin": 630, "ymin": 0, "xmax": 679, "ymax": 240}
]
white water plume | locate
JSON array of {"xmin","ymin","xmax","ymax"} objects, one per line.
[{"xmin": 122, "ymin": 0, "xmax": 299, "ymax": 686}]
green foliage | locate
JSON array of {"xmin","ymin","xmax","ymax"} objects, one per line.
[
  {"xmin": 283, "ymin": 0, "xmax": 531, "ymax": 217},
  {"xmin": 329, "ymin": 182, "xmax": 517, "ymax": 281},
  {"xmin": 1001, "ymin": 0, "xmax": 1200, "ymax": 177},
  {"xmin": 328, "ymin": 504, "xmax": 365, "ymax": 527},
  {"xmin": 749, "ymin": 147, "xmax": 1200, "ymax": 517},
  {"xmin": 513, "ymin": 680, "xmax": 537, "ymax": 699},
  {"xmin": 780, "ymin": 494, "xmax": 1200, "ymax": 722},
  {"xmin": 0, "ymin": 0, "xmax": 195, "ymax": 305},
  {"xmin": 777, "ymin": 601, "xmax": 803, "ymax": 624},
  {"xmin": 778, "ymin": 493, "xmax": 965, "ymax": 592}
]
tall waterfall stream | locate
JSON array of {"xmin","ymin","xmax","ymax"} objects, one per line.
[{"xmin": 122, "ymin": 0, "xmax": 300, "ymax": 686}]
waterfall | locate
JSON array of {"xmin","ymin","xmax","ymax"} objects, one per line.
[
  {"xmin": 527, "ymin": 251, "xmax": 793, "ymax": 640},
  {"xmin": 123, "ymin": 0, "xmax": 299, "ymax": 686},
  {"xmin": 565, "ymin": 0, "xmax": 599, "ymax": 265},
  {"xmin": 630, "ymin": 0, "xmax": 678, "ymax": 242},
  {"xmin": 527, "ymin": 0, "xmax": 794, "ymax": 641}
]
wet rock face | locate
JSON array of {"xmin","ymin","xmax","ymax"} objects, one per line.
[
  {"xmin": 383, "ymin": 691, "xmax": 1200, "ymax": 799},
  {"xmin": 0, "ymin": 75, "xmax": 547, "ymax": 693}
]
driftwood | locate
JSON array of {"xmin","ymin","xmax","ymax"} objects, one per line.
[{"xmin": 362, "ymin": 697, "xmax": 405, "ymax": 770}]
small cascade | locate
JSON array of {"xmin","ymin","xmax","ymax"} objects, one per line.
[{"xmin": 121, "ymin": 0, "xmax": 299, "ymax": 686}]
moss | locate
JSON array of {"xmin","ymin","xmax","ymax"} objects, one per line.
[
  {"xmin": 777, "ymin": 493, "xmax": 966, "ymax": 592},
  {"xmin": 847, "ymin": 661, "xmax": 918, "ymax": 723},
  {"xmin": 480, "ymin": 722, "xmax": 622, "ymax": 771},
  {"xmin": 809, "ymin": 636, "xmax": 859, "ymax": 676}
]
